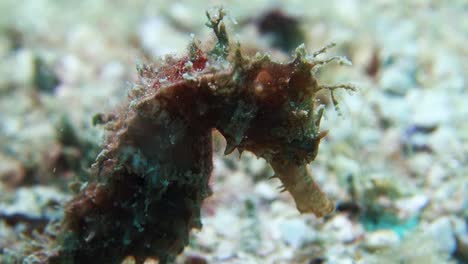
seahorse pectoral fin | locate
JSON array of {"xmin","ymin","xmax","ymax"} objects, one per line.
[{"xmin": 270, "ymin": 160, "xmax": 334, "ymax": 217}]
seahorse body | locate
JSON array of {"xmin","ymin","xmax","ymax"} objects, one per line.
[{"xmin": 39, "ymin": 11, "xmax": 353, "ymax": 264}]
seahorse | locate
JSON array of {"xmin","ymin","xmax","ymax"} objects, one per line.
[{"xmin": 37, "ymin": 9, "xmax": 354, "ymax": 264}]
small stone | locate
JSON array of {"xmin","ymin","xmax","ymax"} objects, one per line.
[
  {"xmin": 193, "ymin": 225, "xmax": 217, "ymax": 249},
  {"xmin": 254, "ymin": 181, "xmax": 277, "ymax": 200},
  {"xmin": 56, "ymin": 54, "xmax": 85, "ymax": 86},
  {"xmin": 364, "ymin": 230, "xmax": 400, "ymax": 250},
  {"xmin": 278, "ymin": 218, "xmax": 316, "ymax": 248},
  {"xmin": 333, "ymin": 0, "xmax": 359, "ymax": 26},
  {"xmin": 211, "ymin": 208, "xmax": 239, "ymax": 238},
  {"xmin": 0, "ymin": 186, "xmax": 67, "ymax": 219},
  {"xmin": 121, "ymin": 256, "xmax": 136, "ymax": 264},
  {"xmin": 432, "ymin": 50, "xmax": 464, "ymax": 91},
  {"xmin": 408, "ymin": 90, "xmax": 451, "ymax": 127},
  {"xmin": 143, "ymin": 258, "xmax": 159, "ymax": 264},
  {"xmin": 376, "ymin": 95, "xmax": 411, "ymax": 124},
  {"xmin": 6, "ymin": 49, "xmax": 35, "ymax": 87},
  {"xmin": 168, "ymin": 3, "xmax": 196, "ymax": 29},
  {"xmin": 334, "ymin": 155, "xmax": 360, "ymax": 179},
  {"xmin": 426, "ymin": 164, "xmax": 448, "ymax": 187},
  {"xmin": 241, "ymin": 152, "xmax": 268, "ymax": 176},
  {"xmin": 138, "ymin": 18, "xmax": 190, "ymax": 58},
  {"xmin": 323, "ymin": 214, "xmax": 363, "ymax": 243},
  {"xmin": 100, "ymin": 61, "xmax": 125, "ymax": 85},
  {"xmin": 380, "ymin": 129, "xmax": 402, "ymax": 157},
  {"xmin": 0, "ymin": 155, "xmax": 25, "ymax": 188},
  {"xmin": 215, "ymin": 240, "xmax": 236, "ymax": 260},
  {"xmin": 270, "ymin": 200, "xmax": 297, "ymax": 216},
  {"xmin": 395, "ymin": 195, "xmax": 428, "ymax": 218},
  {"xmin": 380, "ymin": 66, "xmax": 415, "ymax": 95},
  {"xmin": 407, "ymin": 153, "xmax": 433, "ymax": 176},
  {"xmin": 0, "ymin": 35, "xmax": 10, "ymax": 57},
  {"xmin": 66, "ymin": 25, "xmax": 108, "ymax": 65},
  {"xmin": 427, "ymin": 217, "xmax": 456, "ymax": 255},
  {"xmin": 429, "ymin": 126, "xmax": 461, "ymax": 157},
  {"xmin": 325, "ymin": 244, "xmax": 355, "ymax": 264}
]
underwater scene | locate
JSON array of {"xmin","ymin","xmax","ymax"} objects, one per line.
[{"xmin": 0, "ymin": 0, "xmax": 466, "ymax": 263}]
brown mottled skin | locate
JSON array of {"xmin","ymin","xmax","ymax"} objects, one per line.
[{"xmin": 32, "ymin": 10, "xmax": 353, "ymax": 264}]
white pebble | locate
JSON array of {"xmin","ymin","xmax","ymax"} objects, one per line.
[
  {"xmin": 427, "ymin": 217, "xmax": 456, "ymax": 255},
  {"xmin": 364, "ymin": 230, "xmax": 400, "ymax": 250},
  {"xmin": 278, "ymin": 218, "xmax": 316, "ymax": 248}
]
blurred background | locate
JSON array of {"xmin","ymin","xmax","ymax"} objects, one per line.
[{"xmin": 0, "ymin": 0, "xmax": 466, "ymax": 263}]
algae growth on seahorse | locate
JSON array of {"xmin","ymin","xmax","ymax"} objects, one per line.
[{"xmin": 32, "ymin": 8, "xmax": 354, "ymax": 264}]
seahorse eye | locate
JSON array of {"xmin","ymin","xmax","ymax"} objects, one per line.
[{"xmin": 253, "ymin": 70, "xmax": 273, "ymax": 96}]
